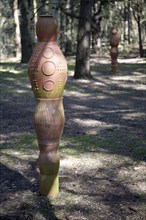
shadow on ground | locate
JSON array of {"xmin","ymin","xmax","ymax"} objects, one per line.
[
  {"xmin": 0, "ymin": 160, "xmax": 59, "ymax": 220},
  {"xmin": 0, "ymin": 59, "xmax": 146, "ymax": 219}
]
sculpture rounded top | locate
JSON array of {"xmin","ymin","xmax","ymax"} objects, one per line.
[
  {"xmin": 112, "ymin": 28, "xmax": 118, "ymax": 35},
  {"xmin": 110, "ymin": 28, "xmax": 119, "ymax": 47},
  {"xmin": 36, "ymin": 16, "xmax": 58, "ymax": 42}
]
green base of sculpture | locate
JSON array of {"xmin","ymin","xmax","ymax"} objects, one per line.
[
  {"xmin": 111, "ymin": 65, "xmax": 118, "ymax": 73},
  {"xmin": 40, "ymin": 174, "xmax": 59, "ymax": 197}
]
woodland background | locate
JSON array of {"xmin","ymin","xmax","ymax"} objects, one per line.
[
  {"xmin": 0, "ymin": 0, "xmax": 146, "ymax": 78},
  {"xmin": 0, "ymin": 1, "xmax": 146, "ymax": 220}
]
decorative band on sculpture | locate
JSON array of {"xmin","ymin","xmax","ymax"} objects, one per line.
[
  {"xmin": 36, "ymin": 97, "xmax": 63, "ymax": 101},
  {"xmin": 38, "ymin": 141, "xmax": 59, "ymax": 147}
]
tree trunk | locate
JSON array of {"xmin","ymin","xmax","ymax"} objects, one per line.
[
  {"xmin": 33, "ymin": 0, "xmax": 37, "ymax": 26},
  {"xmin": 37, "ymin": 0, "xmax": 48, "ymax": 15},
  {"xmin": 65, "ymin": 0, "xmax": 72, "ymax": 54},
  {"xmin": 127, "ymin": 0, "xmax": 131, "ymax": 44},
  {"xmin": 70, "ymin": 1, "xmax": 76, "ymax": 53},
  {"xmin": 13, "ymin": 0, "xmax": 21, "ymax": 60},
  {"xmin": 91, "ymin": 0, "xmax": 102, "ymax": 54},
  {"xmin": 59, "ymin": 1, "xmax": 67, "ymax": 53},
  {"xmin": 137, "ymin": 15, "xmax": 144, "ymax": 57},
  {"xmin": 123, "ymin": 1, "xmax": 126, "ymax": 42},
  {"xmin": 19, "ymin": 0, "xmax": 34, "ymax": 63},
  {"xmin": 132, "ymin": 1, "xmax": 144, "ymax": 57},
  {"xmin": 74, "ymin": 0, "xmax": 94, "ymax": 79}
]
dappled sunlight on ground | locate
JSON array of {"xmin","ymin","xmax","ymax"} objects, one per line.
[
  {"xmin": 90, "ymin": 55, "xmax": 146, "ymax": 65},
  {"xmin": 0, "ymin": 58, "xmax": 146, "ymax": 219},
  {"xmin": 118, "ymin": 58, "xmax": 146, "ymax": 64}
]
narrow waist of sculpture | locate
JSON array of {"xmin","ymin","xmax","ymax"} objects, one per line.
[
  {"xmin": 37, "ymin": 41, "xmax": 57, "ymax": 44},
  {"xmin": 39, "ymin": 141, "xmax": 59, "ymax": 147}
]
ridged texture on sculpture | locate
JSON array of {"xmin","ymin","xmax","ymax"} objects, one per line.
[
  {"xmin": 28, "ymin": 16, "xmax": 67, "ymax": 197},
  {"xmin": 110, "ymin": 28, "xmax": 119, "ymax": 72}
]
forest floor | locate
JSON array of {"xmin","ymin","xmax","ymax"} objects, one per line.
[{"xmin": 0, "ymin": 55, "xmax": 146, "ymax": 220}]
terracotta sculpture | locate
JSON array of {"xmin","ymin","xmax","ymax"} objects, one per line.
[
  {"xmin": 110, "ymin": 28, "xmax": 119, "ymax": 72},
  {"xmin": 28, "ymin": 15, "xmax": 67, "ymax": 197}
]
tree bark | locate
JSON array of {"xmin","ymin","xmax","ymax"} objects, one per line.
[
  {"xmin": 19, "ymin": 0, "xmax": 34, "ymax": 63},
  {"xmin": 123, "ymin": 1, "xmax": 126, "ymax": 42},
  {"xmin": 91, "ymin": 0, "xmax": 102, "ymax": 54},
  {"xmin": 137, "ymin": 15, "xmax": 144, "ymax": 57},
  {"xmin": 74, "ymin": 0, "xmax": 94, "ymax": 79},
  {"xmin": 70, "ymin": 1, "xmax": 76, "ymax": 53},
  {"xmin": 59, "ymin": 0, "xmax": 67, "ymax": 53},
  {"xmin": 65, "ymin": 0, "xmax": 72, "ymax": 54},
  {"xmin": 132, "ymin": 0, "xmax": 144, "ymax": 57},
  {"xmin": 13, "ymin": 0, "xmax": 21, "ymax": 60},
  {"xmin": 33, "ymin": 0, "xmax": 37, "ymax": 26},
  {"xmin": 127, "ymin": 0, "xmax": 131, "ymax": 44}
]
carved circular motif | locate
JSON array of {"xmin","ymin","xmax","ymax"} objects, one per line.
[
  {"xmin": 42, "ymin": 61, "xmax": 56, "ymax": 76},
  {"xmin": 43, "ymin": 47, "xmax": 54, "ymax": 59},
  {"xmin": 43, "ymin": 80, "xmax": 54, "ymax": 91}
]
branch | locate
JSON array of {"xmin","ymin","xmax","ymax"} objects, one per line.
[
  {"xmin": 31, "ymin": 3, "xmax": 59, "ymax": 20},
  {"xmin": 59, "ymin": 4, "xmax": 80, "ymax": 19}
]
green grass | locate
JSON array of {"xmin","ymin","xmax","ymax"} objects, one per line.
[
  {"xmin": 0, "ymin": 134, "xmax": 37, "ymax": 153},
  {"xmin": 91, "ymin": 64, "xmax": 110, "ymax": 72},
  {"xmin": 61, "ymin": 135, "xmax": 102, "ymax": 155},
  {"xmin": 62, "ymin": 134, "xmax": 146, "ymax": 160},
  {"xmin": 0, "ymin": 63, "xmax": 28, "ymax": 79},
  {"xmin": 68, "ymin": 64, "xmax": 75, "ymax": 72},
  {"xmin": 1, "ymin": 132, "xmax": 145, "ymax": 161},
  {"xmin": 0, "ymin": 134, "xmax": 101, "ymax": 156},
  {"xmin": 16, "ymin": 135, "xmax": 38, "ymax": 152},
  {"xmin": 65, "ymin": 83, "xmax": 86, "ymax": 93},
  {"xmin": 0, "ymin": 63, "xmax": 31, "ymax": 98}
]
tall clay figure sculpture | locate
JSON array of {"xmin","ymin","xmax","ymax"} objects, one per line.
[
  {"xmin": 110, "ymin": 28, "xmax": 119, "ymax": 72},
  {"xmin": 28, "ymin": 15, "xmax": 67, "ymax": 197}
]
